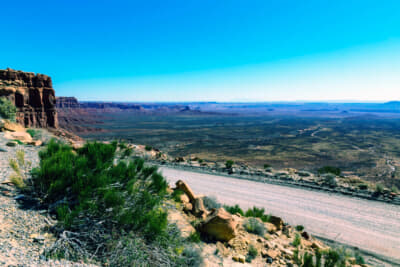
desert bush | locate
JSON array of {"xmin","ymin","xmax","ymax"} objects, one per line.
[
  {"xmin": 323, "ymin": 248, "xmax": 346, "ymax": 267},
  {"xmin": 323, "ymin": 174, "xmax": 338, "ymax": 187},
  {"xmin": 9, "ymin": 150, "xmax": 31, "ymax": 189},
  {"xmin": 243, "ymin": 218, "xmax": 265, "ymax": 236},
  {"xmin": 145, "ymin": 145, "xmax": 152, "ymax": 151},
  {"xmin": 296, "ymin": 225, "xmax": 304, "ymax": 232},
  {"xmin": 292, "ymin": 233, "xmax": 301, "ymax": 247},
  {"xmin": 30, "ymin": 140, "xmax": 195, "ymax": 265},
  {"xmin": 245, "ymin": 244, "xmax": 258, "ymax": 263},
  {"xmin": 245, "ymin": 206, "xmax": 271, "ymax": 222},
  {"xmin": 0, "ymin": 98, "xmax": 17, "ymax": 121},
  {"xmin": 26, "ymin": 129, "xmax": 40, "ymax": 138},
  {"xmin": 302, "ymin": 252, "xmax": 314, "ymax": 267},
  {"xmin": 391, "ymin": 185, "xmax": 399, "ymax": 194},
  {"xmin": 188, "ymin": 231, "xmax": 201, "ymax": 243},
  {"xmin": 375, "ymin": 183, "xmax": 384, "ymax": 195},
  {"xmin": 172, "ymin": 188, "xmax": 185, "ymax": 202},
  {"xmin": 223, "ymin": 204, "xmax": 244, "ymax": 216},
  {"xmin": 182, "ymin": 246, "xmax": 203, "ymax": 267},
  {"xmin": 263, "ymin": 163, "xmax": 271, "ymax": 169},
  {"xmin": 202, "ymin": 196, "xmax": 221, "ymax": 210},
  {"xmin": 358, "ymin": 183, "xmax": 369, "ymax": 190},
  {"xmin": 225, "ymin": 160, "xmax": 234, "ymax": 169},
  {"xmin": 315, "ymin": 248, "xmax": 322, "ymax": 267},
  {"xmin": 354, "ymin": 252, "xmax": 365, "ymax": 264},
  {"xmin": 318, "ymin": 166, "xmax": 341, "ymax": 176},
  {"xmin": 293, "ymin": 248, "xmax": 301, "ymax": 265}
]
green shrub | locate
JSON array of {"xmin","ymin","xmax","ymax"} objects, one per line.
[
  {"xmin": 263, "ymin": 163, "xmax": 271, "ymax": 169},
  {"xmin": 323, "ymin": 249, "xmax": 340, "ymax": 267},
  {"xmin": 245, "ymin": 245, "xmax": 258, "ymax": 263},
  {"xmin": 225, "ymin": 160, "xmax": 234, "ymax": 169},
  {"xmin": 375, "ymin": 183, "xmax": 384, "ymax": 195},
  {"xmin": 323, "ymin": 174, "xmax": 338, "ymax": 187},
  {"xmin": 293, "ymin": 248, "xmax": 301, "ymax": 265},
  {"xmin": 296, "ymin": 225, "xmax": 305, "ymax": 232},
  {"xmin": 302, "ymin": 252, "xmax": 314, "ymax": 267},
  {"xmin": 358, "ymin": 183, "xmax": 369, "ymax": 190},
  {"xmin": 245, "ymin": 206, "xmax": 271, "ymax": 222},
  {"xmin": 26, "ymin": 129, "xmax": 40, "ymax": 138},
  {"xmin": 202, "ymin": 196, "xmax": 221, "ymax": 210},
  {"xmin": 188, "ymin": 231, "xmax": 201, "ymax": 243},
  {"xmin": 243, "ymin": 218, "xmax": 265, "ymax": 236},
  {"xmin": 224, "ymin": 204, "xmax": 244, "ymax": 216},
  {"xmin": 315, "ymin": 248, "xmax": 322, "ymax": 267},
  {"xmin": 145, "ymin": 145, "xmax": 152, "ymax": 151},
  {"xmin": 391, "ymin": 185, "xmax": 399, "ymax": 194},
  {"xmin": 292, "ymin": 233, "xmax": 301, "ymax": 247},
  {"xmin": 0, "ymin": 98, "xmax": 17, "ymax": 121},
  {"xmin": 172, "ymin": 189, "xmax": 185, "ymax": 202},
  {"xmin": 354, "ymin": 252, "xmax": 365, "ymax": 264},
  {"xmin": 318, "ymin": 166, "xmax": 341, "ymax": 176},
  {"xmin": 30, "ymin": 140, "xmax": 192, "ymax": 264}
]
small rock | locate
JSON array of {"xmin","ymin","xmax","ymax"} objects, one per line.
[
  {"xmin": 232, "ymin": 254, "xmax": 246, "ymax": 263},
  {"xmin": 14, "ymin": 195, "xmax": 25, "ymax": 200},
  {"xmin": 216, "ymin": 241, "xmax": 230, "ymax": 257},
  {"xmin": 265, "ymin": 249, "xmax": 280, "ymax": 259},
  {"xmin": 301, "ymin": 231, "xmax": 310, "ymax": 240},
  {"xmin": 6, "ymin": 141, "xmax": 18, "ymax": 147},
  {"xmin": 31, "ymin": 234, "xmax": 45, "ymax": 244}
]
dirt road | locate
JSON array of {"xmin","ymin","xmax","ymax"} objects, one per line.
[{"xmin": 160, "ymin": 167, "xmax": 400, "ymax": 263}]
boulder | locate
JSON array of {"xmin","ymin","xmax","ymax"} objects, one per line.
[
  {"xmin": 269, "ymin": 215, "xmax": 284, "ymax": 230},
  {"xmin": 264, "ymin": 222, "xmax": 277, "ymax": 233},
  {"xmin": 29, "ymin": 140, "xmax": 42, "ymax": 146},
  {"xmin": 4, "ymin": 131, "xmax": 32, "ymax": 143},
  {"xmin": 179, "ymin": 193, "xmax": 190, "ymax": 204},
  {"xmin": 3, "ymin": 121, "xmax": 25, "ymax": 132},
  {"xmin": 301, "ymin": 231, "xmax": 310, "ymax": 240},
  {"xmin": 199, "ymin": 208, "xmax": 237, "ymax": 242}
]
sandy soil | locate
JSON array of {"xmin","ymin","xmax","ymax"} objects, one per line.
[{"xmin": 160, "ymin": 167, "xmax": 400, "ymax": 264}]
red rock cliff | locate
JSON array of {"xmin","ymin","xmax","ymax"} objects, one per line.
[{"xmin": 0, "ymin": 68, "xmax": 58, "ymax": 128}]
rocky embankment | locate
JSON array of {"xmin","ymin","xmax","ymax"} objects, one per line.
[{"xmin": 169, "ymin": 180, "xmax": 371, "ymax": 266}]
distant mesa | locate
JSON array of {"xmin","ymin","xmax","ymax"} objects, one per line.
[
  {"xmin": 56, "ymin": 97, "xmax": 194, "ymax": 113},
  {"xmin": 56, "ymin": 96, "xmax": 80, "ymax": 109},
  {"xmin": 0, "ymin": 68, "xmax": 58, "ymax": 128}
]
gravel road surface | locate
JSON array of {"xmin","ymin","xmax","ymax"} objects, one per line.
[{"xmin": 160, "ymin": 166, "xmax": 400, "ymax": 263}]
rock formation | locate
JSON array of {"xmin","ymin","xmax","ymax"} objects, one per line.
[
  {"xmin": 56, "ymin": 97, "xmax": 80, "ymax": 109},
  {"xmin": 0, "ymin": 68, "xmax": 58, "ymax": 128}
]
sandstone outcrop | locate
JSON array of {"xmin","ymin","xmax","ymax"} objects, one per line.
[
  {"xmin": 198, "ymin": 208, "xmax": 237, "ymax": 242},
  {"xmin": 175, "ymin": 180, "xmax": 209, "ymax": 218},
  {"xmin": 0, "ymin": 68, "xmax": 58, "ymax": 128}
]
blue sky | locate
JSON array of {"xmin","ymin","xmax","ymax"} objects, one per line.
[{"xmin": 1, "ymin": 0, "xmax": 400, "ymax": 102}]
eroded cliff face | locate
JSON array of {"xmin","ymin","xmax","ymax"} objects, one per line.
[{"xmin": 0, "ymin": 68, "xmax": 58, "ymax": 128}]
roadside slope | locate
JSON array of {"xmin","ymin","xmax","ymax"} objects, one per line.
[{"xmin": 160, "ymin": 166, "xmax": 400, "ymax": 264}]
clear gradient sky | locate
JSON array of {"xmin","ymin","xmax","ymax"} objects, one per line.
[{"xmin": 1, "ymin": 1, "xmax": 400, "ymax": 102}]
